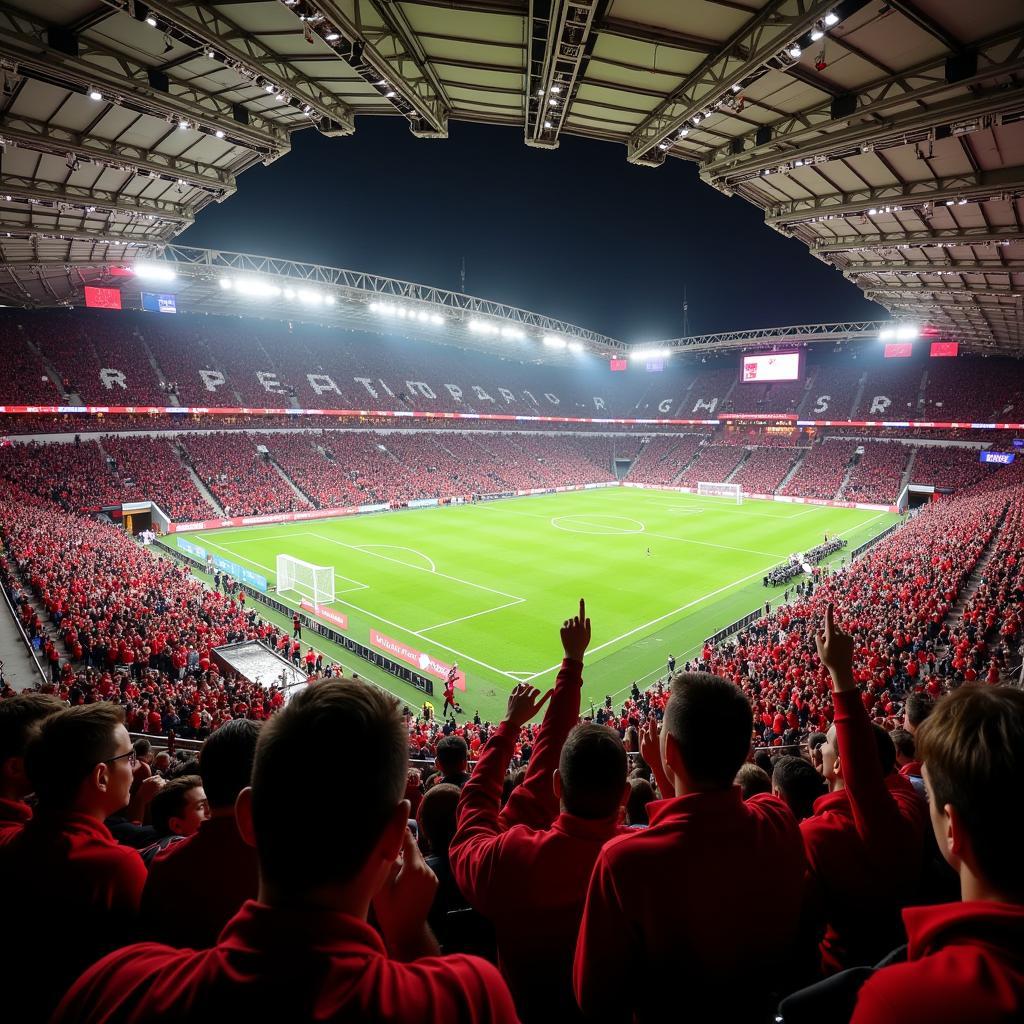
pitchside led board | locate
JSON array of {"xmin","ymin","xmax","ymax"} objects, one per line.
[{"xmin": 741, "ymin": 350, "xmax": 803, "ymax": 383}]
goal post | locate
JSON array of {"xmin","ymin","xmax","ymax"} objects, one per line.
[
  {"xmin": 697, "ymin": 481, "xmax": 743, "ymax": 505},
  {"xmin": 276, "ymin": 554, "xmax": 335, "ymax": 606}
]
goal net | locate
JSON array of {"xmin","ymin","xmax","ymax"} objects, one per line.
[
  {"xmin": 276, "ymin": 554, "xmax": 335, "ymax": 606},
  {"xmin": 697, "ymin": 481, "xmax": 743, "ymax": 505}
]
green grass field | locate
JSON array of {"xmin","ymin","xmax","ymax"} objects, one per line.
[{"xmin": 172, "ymin": 489, "xmax": 900, "ymax": 722}]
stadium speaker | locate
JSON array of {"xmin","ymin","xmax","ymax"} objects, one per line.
[
  {"xmin": 47, "ymin": 27, "xmax": 80, "ymax": 57},
  {"xmin": 147, "ymin": 69, "xmax": 169, "ymax": 93},
  {"xmin": 755, "ymin": 126, "xmax": 771, "ymax": 147},
  {"xmin": 730, "ymin": 138, "xmax": 744, "ymax": 155},
  {"xmin": 233, "ymin": 104, "xmax": 250, "ymax": 126},
  {"xmin": 830, "ymin": 93, "xmax": 857, "ymax": 120},
  {"xmin": 934, "ymin": 124, "xmax": 952, "ymax": 141},
  {"xmin": 945, "ymin": 52, "xmax": 977, "ymax": 84}
]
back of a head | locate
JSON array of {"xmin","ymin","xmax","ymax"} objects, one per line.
[
  {"xmin": 435, "ymin": 735, "xmax": 468, "ymax": 776},
  {"xmin": 25, "ymin": 704, "xmax": 124, "ymax": 810},
  {"xmin": 133, "ymin": 737, "xmax": 152, "ymax": 759},
  {"xmin": 889, "ymin": 727, "xmax": 916, "ymax": 761},
  {"xmin": 772, "ymin": 755, "xmax": 827, "ymax": 821},
  {"xmin": 251, "ymin": 679, "xmax": 407, "ymax": 890},
  {"xmin": 665, "ymin": 673, "xmax": 753, "ymax": 790},
  {"xmin": 149, "ymin": 774, "xmax": 203, "ymax": 836},
  {"xmin": 199, "ymin": 719, "xmax": 261, "ymax": 809},
  {"xmin": 626, "ymin": 777, "xmax": 654, "ymax": 826},
  {"xmin": 558, "ymin": 723, "xmax": 627, "ymax": 820},
  {"xmin": 417, "ymin": 783, "xmax": 460, "ymax": 855},
  {"xmin": 917, "ymin": 686, "xmax": 1024, "ymax": 900},
  {"xmin": 735, "ymin": 763, "xmax": 771, "ymax": 800},
  {"xmin": 905, "ymin": 692, "xmax": 935, "ymax": 731},
  {"xmin": 0, "ymin": 693, "xmax": 64, "ymax": 765}
]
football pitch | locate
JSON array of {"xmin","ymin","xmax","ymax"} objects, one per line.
[{"xmin": 172, "ymin": 489, "xmax": 901, "ymax": 722}]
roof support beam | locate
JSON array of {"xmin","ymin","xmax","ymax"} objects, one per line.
[
  {"xmin": 701, "ymin": 26, "xmax": 1024, "ymax": 183},
  {"xmin": 104, "ymin": 0, "xmax": 355, "ymax": 134},
  {"xmin": 811, "ymin": 227, "xmax": 1024, "ymax": 254},
  {"xmin": 864, "ymin": 282, "xmax": 1021, "ymax": 297},
  {"xmin": 525, "ymin": 0, "xmax": 604, "ymax": 148},
  {"xmin": 0, "ymin": 174, "xmax": 194, "ymax": 225},
  {"xmin": 0, "ymin": 112, "xmax": 236, "ymax": 195},
  {"xmin": 767, "ymin": 166, "xmax": 1024, "ymax": 226},
  {"xmin": 0, "ymin": 4, "xmax": 289, "ymax": 158},
  {"xmin": 842, "ymin": 260, "xmax": 1024, "ymax": 275},
  {"xmin": 627, "ymin": 0, "xmax": 835, "ymax": 166}
]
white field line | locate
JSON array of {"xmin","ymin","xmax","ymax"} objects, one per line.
[
  {"xmin": 639, "ymin": 530, "xmax": 788, "ymax": 558},
  {"xmin": 303, "ymin": 531, "xmax": 525, "ymax": 603},
  {"xmin": 519, "ymin": 559, "xmax": 781, "ymax": 683},
  {"xmin": 419, "ymin": 597, "xmax": 525, "ymax": 632},
  {"xmin": 200, "ymin": 537, "xmax": 368, "ymax": 594},
  {"xmin": 354, "ymin": 544, "xmax": 437, "ymax": 573},
  {"xmin": 197, "ymin": 535, "xmax": 523, "ymax": 681}
]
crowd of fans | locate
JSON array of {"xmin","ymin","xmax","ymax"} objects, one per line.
[
  {"xmin": 0, "ymin": 420, "xmax": 1022, "ymax": 1022},
  {"xmin": 841, "ymin": 441, "xmax": 913, "ymax": 504},
  {"xmin": 781, "ymin": 439, "xmax": 856, "ymax": 500},
  {"xmin": 677, "ymin": 443, "xmax": 747, "ymax": 486},
  {"xmin": 731, "ymin": 445, "xmax": 802, "ymax": 495}
]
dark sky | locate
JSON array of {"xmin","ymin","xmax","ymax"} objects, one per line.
[{"xmin": 178, "ymin": 118, "xmax": 885, "ymax": 343}]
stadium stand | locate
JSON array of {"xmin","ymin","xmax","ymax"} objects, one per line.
[
  {"xmin": 841, "ymin": 442, "xmax": 913, "ymax": 504},
  {"xmin": 779, "ymin": 439, "xmax": 857, "ymax": 501},
  {"xmin": 732, "ymin": 446, "xmax": 802, "ymax": 496},
  {"xmin": 677, "ymin": 444, "xmax": 747, "ymax": 485},
  {"xmin": 625, "ymin": 434, "xmax": 707, "ymax": 486}
]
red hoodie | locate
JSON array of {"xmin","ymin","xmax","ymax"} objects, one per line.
[{"xmin": 851, "ymin": 901, "xmax": 1024, "ymax": 1024}]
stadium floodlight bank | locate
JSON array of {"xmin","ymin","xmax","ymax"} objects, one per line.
[
  {"xmin": 698, "ymin": 482, "xmax": 743, "ymax": 505},
  {"xmin": 276, "ymin": 554, "xmax": 335, "ymax": 606}
]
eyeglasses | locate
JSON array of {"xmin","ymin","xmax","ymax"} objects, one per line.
[{"xmin": 105, "ymin": 749, "xmax": 138, "ymax": 767}]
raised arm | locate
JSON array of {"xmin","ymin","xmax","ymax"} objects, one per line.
[
  {"xmin": 501, "ymin": 599, "xmax": 591, "ymax": 830},
  {"xmin": 449, "ymin": 683, "xmax": 551, "ymax": 914},
  {"xmin": 815, "ymin": 603, "xmax": 905, "ymax": 855}
]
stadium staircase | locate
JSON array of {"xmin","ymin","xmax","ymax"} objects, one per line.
[
  {"xmin": 794, "ymin": 368, "xmax": 818, "ymax": 416},
  {"xmin": 847, "ymin": 372, "xmax": 868, "ymax": 418},
  {"xmin": 140, "ymin": 337, "xmax": 178, "ymax": 403},
  {"xmin": 669, "ymin": 442, "xmax": 707, "ymax": 485},
  {"xmin": 776, "ymin": 448, "xmax": 810, "ymax": 493},
  {"xmin": 724, "ymin": 448, "xmax": 751, "ymax": 482},
  {"xmin": 899, "ymin": 446, "xmax": 919, "ymax": 494},
  {"xmin": 915, "ymin": 370, "xmax": 929, "ymax": 417},
  {"xmin": 267, "ymin": 454, "xmax": 316, "ymax": 505},
  {"xmin": 25, "ymin": 339, "xmax": 73, "ymax": 401},
  {"xmin": 835, "ymin": 450, "xmax": 860, "ymax": 500},
  {"xmin": 175, "ymin": 444, "xmax": 225, "ymax": 515}
]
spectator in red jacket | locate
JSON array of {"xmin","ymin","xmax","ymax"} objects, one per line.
[
  {"xmin": 141, "ymin": 719, "xmax": 262, "ymax": 949},
  {"xmin": 574, "ymin": 671, "xmax": 806, "ymax": 1022},
  {"xmin": 0, "ymin": 703, "xmax": 147, "ymax": 1023},
  {"xmin": 804, "ymin": 605, "xmax": 928, "ymax": 973},
  {"xmin": 54, "ymin": 679, "xmax": 519, "ymax": 1024},
  {"xmin": 851, "ymin": 685, "xmax": 1024, "ymax": 1024},
  {"xmin": 0, "ymin": 691, "xmax": 64, "ymax": 844},
  {"xmin": 452, "ymin": 600, "xmax": 629, "ymax": 1022}
]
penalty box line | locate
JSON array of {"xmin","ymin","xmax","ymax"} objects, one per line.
[{"xmin": 195, "ymin": 534, "xmax": 525, "ymax": 682}]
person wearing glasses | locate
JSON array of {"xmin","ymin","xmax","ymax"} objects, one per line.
[{"xmin": 0, "ymin": 703, "xmax": 147, "ymax": 1023}]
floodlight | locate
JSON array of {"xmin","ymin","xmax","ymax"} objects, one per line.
[
  {"xmin": 567, "ymin": 341, "xmax": 584, "ymax": 353},
  {"xmin": 679, "ymin": 128, "xmax": 689, "ymax": 137},
  {"xmin": 788, "ymin": 45, "xmax": 802, "ymax": 59},
  {"xmin": 219, "ymin": 278, "xmax": 232, "ymax": 290},
  {"xmin": 550, "ymin": 85, "xmax": 561, "ymax": 94},
  {"xmin": 430, "ymin": 314, "xmax": 444, "ymax": 325},
  {"xmin": 297, "ymin": 289, "xmax": 323, "ymax": 304},
  {"xmin": 824, "ymin": 11, "xmax": 839, "ymax": 26},
  {"xmin": 500, "ymin": 325, "xmax": 524, "ymax": 340},
  {"xmin": 543, "ymin": 336, "xmax": 567, "ymax": 349},
  {"xmin": 325, "ymin": 32, "xmax": 340, "ymax": 42},
  {"xmin": 284, "ymin": 288, "xmax": 296, "ymax": 299},
  {"xmin": 810, "ymin": 27, "xmax": 824, "ymax": 41},
  {"xmin": 896, "ymin": 324, "xmax": 919, "ymax": 341},
  {"xmin": 88, "ymin": 88, "xmax": 103, "ymax": 101},
  {"xmin": 178, "ymin": 119, "xmax": 189, "ymax": 130},
  {"xmin": 215, "ymin": 129, "xmax": 225, "ymax": 139},
  {"xmin": 133, "ymin": 262, "xmax": 177, "ymax": 282},
  {"xmin": 145, "ymin": 15, "xmax": 158, "ymax": 27}
]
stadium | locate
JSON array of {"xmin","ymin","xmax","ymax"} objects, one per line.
[{"xmin": 0, "ymin": 1, "xmax": 1022, "ymax": 1022}]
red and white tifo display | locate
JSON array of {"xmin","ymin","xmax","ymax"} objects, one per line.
[{"xmin": 742, "ymin": 351, "xmax": 802, "ymax": 383}]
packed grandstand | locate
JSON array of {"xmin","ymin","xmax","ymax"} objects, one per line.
[{"xmin": 2, "ymin": 0, "xmax": 1024, "ymax": 1022}]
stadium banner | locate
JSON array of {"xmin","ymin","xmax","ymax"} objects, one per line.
[
  {"xmin": 299, "ymin": 599, "xmax": 349, "ymax": 630},
  {"xmin": 176, "ymin": 537, "xmax": 208, "ymax": 560},
  {"xmin": 358, "ymin": 502, "xmax": 391, "ymax": 514},
  {"xmin": 407, "ymin": 497, "xmax": 439, "ymax": 509},
  {"xmin": 7, "ymin": 402, "xmax": 1024, "ymax": 433},
  {"xmin": 212, "ymin": 555, "xmax": 268, "ymax": 592},
  {"xmin": 369, "ymin": 629, "xmax": 467, "ymax": 691}
]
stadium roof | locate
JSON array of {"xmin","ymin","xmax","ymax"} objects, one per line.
[{"xmin": 0, "ymin": 0, "xmax": 1021, "ymax": 352}]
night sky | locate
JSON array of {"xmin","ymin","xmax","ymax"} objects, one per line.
[{"xmin": 179, "ymin": 117, "xmax": 885, "ymax": 343}]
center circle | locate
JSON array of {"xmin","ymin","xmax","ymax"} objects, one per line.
[{"xmin": 550, "ymin": 515, "xmax": 646, "ymax": 536}]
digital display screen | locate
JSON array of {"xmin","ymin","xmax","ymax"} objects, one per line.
[
  {"xmin": 84, "ymin": 286, "xmax": 122, "ymax": 310},
  {"xmin": 609, "ymin": 358, "xmax": 628, "ymax": 372},
  {"xmin": 883, "ymin": 342, "xmax": 913, "ymax": 358},
  {"xmin": 645, "ymin": 359, "xmax": 664, "ymax": 373},
  {"xmin": 930, "ymin": 341, "xmax": 959, "ymax": 357},
  {"xmin": 741, "ymin": 351, "xmax": 801, "ymax": 383},
  {"xmin": 980, "ymin": 451, "xmax": 1015, "ymax": 464},
  {"xmin": 142, "ymin": 291, "xmax": 177, "ymax": 313},
  {"xmin": 1013, "ymin": 439, "xmax": 1024, "ymax": 448}
]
